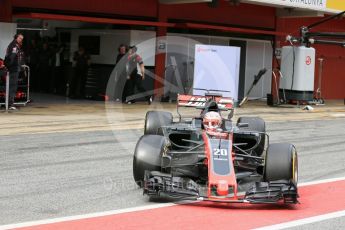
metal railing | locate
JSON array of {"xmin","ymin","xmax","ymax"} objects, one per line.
[
  {"xmin": 1, "ymin": 65, "xmax": 30, "ymax": 112},
  {"xmin": 5, "ymin": 71, "xmax": 9, "ymax": 112}
]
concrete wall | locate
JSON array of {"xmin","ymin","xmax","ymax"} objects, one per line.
[
  {"xmin": 245, "ymin": 40, "xmax": 272, "ymax": 99},
  {"xmin": 0, "ymin": 22, "xmax": 17, "ymax": 59},
  {"xmin": 69, "ymin": 29, "xmax": 156, "ymax": 66}
]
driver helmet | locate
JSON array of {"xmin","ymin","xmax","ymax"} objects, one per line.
[{"xmin": 203, "ymin": 111, "xmax": 222, "ymax": 131}]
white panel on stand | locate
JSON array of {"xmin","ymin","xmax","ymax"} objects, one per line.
[
  {"xmin": 193, "ymin": 44, "xmax": 241, "ymax": 100},
  {"xmin": 245, "ymin": 40, "xmax": 272, "ymax": 99},
  {"xmin": 165, "ymin": 33, "xmax": 273, "ymax": 100},
  {"xmin": 165, "ymin": 35, "xmax": 193, "ymax": 97},
  {"xmin": 263, "ymin": 42, "xmax": 273, "ymax": 96}
]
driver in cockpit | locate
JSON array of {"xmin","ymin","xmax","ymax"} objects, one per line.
[{"xmin": 203, "ymin": 111, "xmax": 222, "ymax": 133}]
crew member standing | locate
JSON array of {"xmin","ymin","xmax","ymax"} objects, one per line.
[
  {"xmin": 37, "ymin": 42, "xmax": 52, "ymax": 93},
  {"xmin": 51, "ymin": 44, "xmax": 65, "ymax": 94},
  {"xmin": 71, "ymin": 46, "xmax": 90, "ymax": 98},
  {"xmin": 4, "ymin": 33, "xmax": 25, "ymax": 110},
  {"xmin": 116, "ymin": 44, "xmax": 127, "ymax": 64},
  {"xmin": 125, "ymin": 45, "xmax": 151, "ymax": 104}
]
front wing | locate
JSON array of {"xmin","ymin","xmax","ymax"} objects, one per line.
[{"xmin": 144, "ymin": 171, "xmax": 298, "ymax": 204}]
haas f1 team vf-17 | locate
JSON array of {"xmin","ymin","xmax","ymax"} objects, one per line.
[{"xmin": 133, "ymin": 91, "xmax": 298, "ymax": 204}]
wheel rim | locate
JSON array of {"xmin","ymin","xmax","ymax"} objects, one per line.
[{"xmin": 292, "ymin": 148, "xmax": 298, "ymax": 185}]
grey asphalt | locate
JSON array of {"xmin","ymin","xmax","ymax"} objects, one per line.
[{"xmin": 0, "ymin": 112, "xmax": 345, "ymax": 228}]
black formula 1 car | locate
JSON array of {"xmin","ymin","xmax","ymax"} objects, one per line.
[{"xmin": 133, "ymin": 92, "xmax": 298, "ymax": 204}]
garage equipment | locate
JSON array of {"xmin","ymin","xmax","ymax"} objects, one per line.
[
  {"xmin": 284, "ymin": 10, "xmax": 345, "ymax": 104},
  {"xmin": 279, "ymin": 46, "xmax": 315, "ymax": 103},
  {"xmin": 238, "ymin": 68, "xmax": 267, "ymax": 107},
  {"xmin": 314, "ymin": 58, "xmax": 325, "ymax": 104},
  {"xmin": 0, "ymin": 65, "xmax": 31, "ymax": 107}
]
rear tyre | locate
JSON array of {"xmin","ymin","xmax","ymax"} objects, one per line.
[
  {"xmin": 133, "ymin": 135, "xmax": 166, "ymax": 187},
  {"xmin": 237, "ymin": 117, "xmax": 266, "ymax": 156},
  {"xmin": 264, "ymin": 143, "xmax": 298, "ymax": 185},
  {"xmin": 144, "ymin": 111, "xmax": 173, "ymax": 135}
]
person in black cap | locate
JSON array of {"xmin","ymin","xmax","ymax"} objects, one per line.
[
  {"xmin": 4, "ymin": 33, "xmax": 25, "ymax": 110},
  {"xmin": 116, "ymin": 44, "xmax": 127, "ymax": 64},
  {"xmin": 125, "ymin": 45, "xmax": 152, "ymax": 104}
]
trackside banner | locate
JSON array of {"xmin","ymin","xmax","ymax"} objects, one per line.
[
  {"xmin": 326, "ymin": 0, "xmax": 345, "ymax": 11},
  {"xmin": 244, "ymin": 0, "xmax": 345, "ymax": 12},
  {"xmin": 282, "ymin": 0, "xmax": 327, "ymax": 9},
  {"xmin": 243, "ymin": 0, "xmax": 329, "ymax": 11}
]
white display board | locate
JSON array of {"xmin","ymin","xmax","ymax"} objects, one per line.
[
  {"xmin": 0, "ymin": 22, "xmax": 17, "ymax": 59},
  {"xmin": 193, "ymin": 44, "xmax": 240, "ymax": 100}
]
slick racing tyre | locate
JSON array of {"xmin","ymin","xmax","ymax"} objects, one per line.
[
  {"xmin": 264, "ymin": 143, "xmax": 298, "ymax": 185},
  {"xmin": 133, "ymin": 135, "xmax": 166, "ymax": 187},
  {"xmin": 144, "ymin": 111, "xmax": 173, "ymax": 135},
  {"xmin": 237, "ymin": 117, "xmax": 266, "ymax": 156}
]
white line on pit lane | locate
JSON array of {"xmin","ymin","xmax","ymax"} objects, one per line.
[
  {"xmin": 253, "ymin": 176, "xmax": 345, "ymax": 230},
  {"xmin": 254, "ymin": 210, "xmax": 345, "ymax": 230},
  {"xmin": 0, "ymin": 203, "xmax": 176, "ymax": 230},
  {"xmin": 1, "ymin": 176, "xmax": 345, "ymax": 230},
  {"xmin": 298, "ymin": 176, "xmax": 345, "ymax": 187}
]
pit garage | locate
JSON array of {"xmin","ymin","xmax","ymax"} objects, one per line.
[
  {"xmin": 1, "ymin": 0, "xmax": 345, "ymax": 108},
  {"xmin": 1, "ymin": 1, "xmax": 345, "ymax": 229}
]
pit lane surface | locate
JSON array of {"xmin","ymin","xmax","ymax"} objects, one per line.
[
  {"xmin": 4, "ymin": 178, "xmax": 345, "ymax": 230},
  {"xmin": 0, "ymin": 96, "xmax": 345, "ymax": 229}
]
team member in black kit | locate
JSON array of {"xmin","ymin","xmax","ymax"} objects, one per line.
[
  {"xmin": 4, "ymin": 33, "xmax": 25, "ymax": 110},
  {"xmin": 70, "ymin": 46, "xmax": 90, "ymax": 98},
  {"xmin": 125, "ymin": 45, "xmax": 152, "ymax": 104},
  {"xmin": 116, "ymin": 44, "xmax": 127, "ymax": 64}
]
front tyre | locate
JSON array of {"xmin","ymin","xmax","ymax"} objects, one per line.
[
  {"xmin": 133, "ymin": 135, "xmax": 166, "ymax": 187},
  {"xmin": 144, "ymin": 111, "xmax": 173, "ymax": 135},
  {"xmin": 264, "ymin": 143, "xmax": 298, "ymax": 185}
]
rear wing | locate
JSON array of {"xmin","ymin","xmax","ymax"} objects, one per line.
[{"xmin": 177, "ymin": 94, "xmax": 234, "ymax": 110}]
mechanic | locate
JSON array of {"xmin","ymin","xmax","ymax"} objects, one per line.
[
  {"xmin": 125, "ymin": 45, "xmax": 152, "ymax": 105},
  {"xmin": 4, "ymin": 33, "xmax": 25, "ymax": 110}
]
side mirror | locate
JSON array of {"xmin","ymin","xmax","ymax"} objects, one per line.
[{"xmin": 237, "ymin": 123, "xmax": 249, "ymax": 128}]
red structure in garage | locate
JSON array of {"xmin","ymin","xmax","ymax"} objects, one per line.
[{"xmin": 1, "ymin": 0, "xmax": 344, "ymax": 99}]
